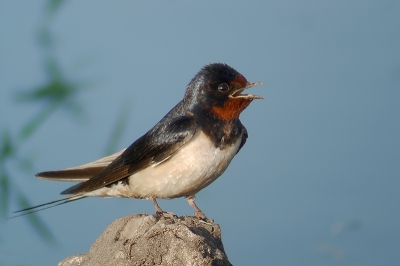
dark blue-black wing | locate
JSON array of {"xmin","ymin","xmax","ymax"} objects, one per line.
[{"xmin": 236, "ymin": 125, "xmax": 248, "ymax": 154}]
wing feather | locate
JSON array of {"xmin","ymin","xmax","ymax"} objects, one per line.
[
  {"xmin": 237, "ymin": 126, "xmax": 248, "ymax": 154},
  {"xmin": 60, "ymin": 116, "xmax": 197, "ymax": 195}
]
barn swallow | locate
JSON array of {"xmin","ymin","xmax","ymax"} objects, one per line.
[{"xmin": 14, "ymin": 63, "xmax": 262, "ymax": 219}]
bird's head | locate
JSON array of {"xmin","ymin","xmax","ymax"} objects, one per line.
[{"xmin": 184, "ymin": 63, "xmax": 263, "ymax": 121}]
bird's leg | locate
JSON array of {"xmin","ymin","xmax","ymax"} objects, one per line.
[
  {"xmin": 186, "ymin": 195, "xmax": 207, "ymax": 219},
  {"xmin": 151, "ymin": 197, "xmax": 164, "ymax": 214}
]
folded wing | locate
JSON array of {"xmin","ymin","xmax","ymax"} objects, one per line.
[{"xmin": 59, "ymin": 116, "xmax": 197, "ymax": 195}]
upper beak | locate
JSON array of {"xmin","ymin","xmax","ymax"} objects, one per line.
[{"xmin": 245, "ymin": 81, "xmax": 263, "ymax": 89}]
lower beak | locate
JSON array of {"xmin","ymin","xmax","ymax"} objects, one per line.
[{"xmin": 233, "ymin": 81, "xmax": 263, "ymax": 99}]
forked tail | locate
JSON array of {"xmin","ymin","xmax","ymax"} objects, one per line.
[{"xmin": 6, "ymin": 195, "xmax": 86, "ymax": 220}]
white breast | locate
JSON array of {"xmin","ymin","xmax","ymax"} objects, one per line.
[
  {"xmin": 128, "ymin": 130, "xmax": 241, "ymax": 199},
  {"xmin": 87, "ymin": 130, "xmax": 242, "ymax": 199}
]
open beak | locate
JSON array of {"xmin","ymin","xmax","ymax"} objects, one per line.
[{"xmin": 230, "ymin": 81, "xmax": 263, "ymax": 99}]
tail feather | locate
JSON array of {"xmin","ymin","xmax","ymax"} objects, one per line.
[
  {"xmin": 36, "ymin": 168, "xmax": 103, "ymax": 182},
  {"xmin": 36, "ymin": 149, "xmax": 126, "ymax": 182},
  {"xmin": 6, "ymin": 195, "xmax": 86, "ymax": 220}
]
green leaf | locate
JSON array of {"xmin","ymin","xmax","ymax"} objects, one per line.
[
  {"xmin": 62, "ymin": 99, "xmax": 84, "ymax": 119},
  {"xmin": 19, "ymin": 100, "xmax": 61, "ymax": 140},
  {"xmin": 37, "ymin": 26, "xmax": 52, "ymax": 49},
  {"xmin": 15, "ymin": 79, "xmax": 78, "ymax": 103},
  {"xmin": 47, "ymin": 0, "xmax": 66, "ymax": 15},
  {"xmin": 0, "ymin": 171, "xmax": 10, "ymax": 217},
  {"xmin": 0, "ymin": 130, "xmax": 14, "ymax": 159}
]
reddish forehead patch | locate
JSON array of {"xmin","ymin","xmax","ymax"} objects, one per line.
[
  {"xmin": 211, "ymin": 97, "xmax": 253, "ymax": 121},
  {"xmin": 230, "ymin": 74, "xmax": 248, "ymax": 87}
]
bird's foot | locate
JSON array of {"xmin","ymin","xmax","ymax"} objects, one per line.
[
  {"xmin": 186, "ymin": 195, "xmax": 209, "ymax": 220},
  {"xmin": 194, "ymin": 210, "xmax": 207, "ymax": 220},
  {"xmin": 154, "ymin": 210, "xmax": 165, "ymax": 216},
  {"xmin": 153, "ymin": 211, "xmax": 178, "ymax": 221},
  {"xmin": 198, "ymin": 219, "xmax": 215, "ymax": 226},
  {"xmin": 151, "ymin": 197, "xmax": 164, "ymax": 214}
]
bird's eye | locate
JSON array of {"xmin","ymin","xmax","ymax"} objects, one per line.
[{"xmin": 218, "ymin": 83, "xmax": 229, "ymax": 92}]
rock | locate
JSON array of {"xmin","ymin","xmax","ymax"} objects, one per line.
[{"xmin": 58, "ymin": 212, "xmax": 232, "ymax": 266}]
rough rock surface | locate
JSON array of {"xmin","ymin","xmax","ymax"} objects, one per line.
[{"xmin": 58, "ymin": 212, "xmax": 232, "ymax": 266}]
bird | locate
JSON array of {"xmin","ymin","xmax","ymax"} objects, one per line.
[{"xmin": 13, "ymin": 63, "xmax": 263, "ymax": 219}]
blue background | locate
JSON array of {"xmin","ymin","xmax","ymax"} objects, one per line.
[{"xmin": 1, "ymin": 1, "xmax": 400, "ymax": 265}]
